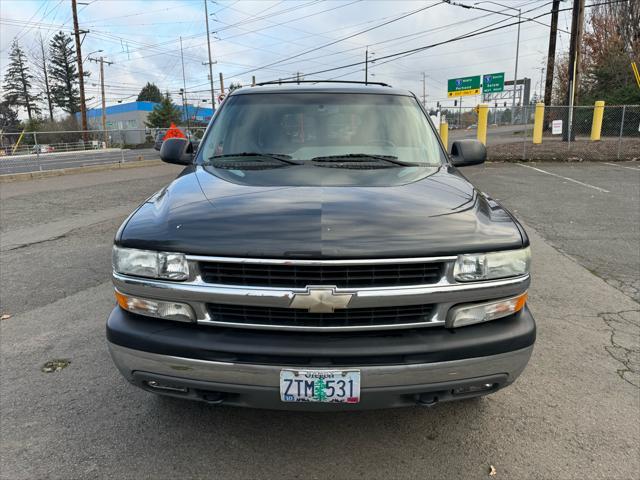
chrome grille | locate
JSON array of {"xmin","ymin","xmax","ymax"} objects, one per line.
[
  {"xmin": 207, "ymin": 303, "xmax": 436, "ymax": 329},
  {"xmin": 114, "ymin": 253, "xmax": 529, "ymax": 332},
  {"xmin": 198, "ymin": 261, "xmax": 444, "ymax": 288}
]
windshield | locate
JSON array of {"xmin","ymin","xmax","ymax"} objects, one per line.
[{"xmin": 197, "ymin": 92, "xmax": 445, "ymax": 167}]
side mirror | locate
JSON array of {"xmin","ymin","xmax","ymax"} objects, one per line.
[
  {"xmin": 450, "ymin": 139, "xmax": 486, "ymax": 167},
  {"xmin": 160, "ymin": 137, "xmax": 193, "ymax": 165}
]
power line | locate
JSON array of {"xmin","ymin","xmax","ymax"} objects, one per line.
[
  {"xmin": 270, "ymin": 0, "xmax": 625, "ymax": 82},
  {"xmin": 1, "ymin": 1, "xmax": 48, "ymax": 53},
  {"xmin": 332, "ymin": 0, "xmax": 547, "ymax": 63},
  {"xmin": 92, "ymin": 0, "xmax": 322, "ymax": 60},
  {"xmin": 81, "ymin": 4, "xmax": 187, "ymax": 24},
  {"xmin": 443, "ymin": 0, "xmax": 569, "ymax": 33},
  {"xmin": 97, "ymin": 0, "xmax": 353, "ymax": 64},
  {"xmin": 215, "ymin": 0, "xmax": 361, "ymax": 46},
  {"xmin": 257, "ymin": 4, "xmax": 548, "ymax": 73},
  {"xmin": 3, "ymin": 0, "xmax": 486, "ymax": 95},
  {"xmin": 229, "ymin": 2, "xmax": 445, "ymax": 78},
  {"xmin": 185, "ymin": 0, "xmax": 547, "ymax": 88},
  {"xmin": 212, "ymin": 0, "xmax": 323, "ymax": 34}
]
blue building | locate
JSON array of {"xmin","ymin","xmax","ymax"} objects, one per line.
[{"xmin": 81, "ymin": 101, "xmax": 214, "ymax": 144}]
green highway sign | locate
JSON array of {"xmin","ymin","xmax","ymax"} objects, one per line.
[
  {"xmin": 482, "ymin": 72, "xmax": 505, "ymax": 93},
  {"xmin": 447, "ymin": 75, "xmax": 481, "ymax": 98}
]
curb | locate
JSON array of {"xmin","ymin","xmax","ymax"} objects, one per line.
[{"xmin": 0, "ymin": 159, "xmax": 164, "ymax": 183}]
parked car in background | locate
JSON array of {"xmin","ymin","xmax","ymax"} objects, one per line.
[
  {"xmin": 31, "ymin": 144, "xmax": 54, "ymax": 154},
  {"xmin": 153, "ymin": 130, "xmax": 167, "ymax": 151}
]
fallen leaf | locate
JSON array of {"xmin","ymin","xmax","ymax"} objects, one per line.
[
  {"xmin": 42, "ymin": 359, "xmax": 71, "ymax": 373},
  {"xmin": 489, "ymin": 465, "xmax": 497, "ymax": 476},
  {"xmin": 0, "ymin": 314, "xmax": 11, "ymax": 320}
]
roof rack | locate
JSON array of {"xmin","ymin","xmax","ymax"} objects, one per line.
[{"xmin": 253, "ymin": 80, "xmax": 392, "ymax": 87}]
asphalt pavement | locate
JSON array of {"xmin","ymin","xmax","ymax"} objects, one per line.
[
  {"xmin": 0, "ymin": 147, "xmax": 159, "ymax": 174},
  {"xmin": 0, "ymin": 162, "xmax": 638, "ymax": 479},
  {"xmin": 465, "ymin": 161, "xmax": 640, "ymax": 302}
]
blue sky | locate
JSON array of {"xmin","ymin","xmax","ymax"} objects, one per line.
[{"xmin": 0, "ymin": 0, "xmax": 576, "ymax": 114}]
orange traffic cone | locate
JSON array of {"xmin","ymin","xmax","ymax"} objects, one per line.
[{"xmin": 163, "ymin": 123, "xmax": 186, "ymax": 141}]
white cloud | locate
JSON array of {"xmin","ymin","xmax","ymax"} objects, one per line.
[{"xmin": 1, "ymin": 0, "xmax": 575, "ymax": 114}]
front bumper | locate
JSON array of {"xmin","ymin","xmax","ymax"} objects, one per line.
[{"xmin": 107, "ymin": 306, "xmax": 535, "ymax": 410}]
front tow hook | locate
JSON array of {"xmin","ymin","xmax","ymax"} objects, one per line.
[
  {"xmin": 201, "ymin": 392, "xmax": 225, "ymax": 406},
  {"xmin": 416, "ymin": 393, "xmax": 439, "ymax": 407}
]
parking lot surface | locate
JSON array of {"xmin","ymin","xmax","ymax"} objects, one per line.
[
  {"xmin": 465, "ymin": 161, "xmax": 640, "ymax": 302},
  {"xmin": 1, "ymin": 162, "xmax": 638, "ymax": 479}
]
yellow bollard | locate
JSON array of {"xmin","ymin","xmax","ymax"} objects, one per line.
[
  {"xmin": 476, "ymin": 103, "xmax": 489, "ymax": 145},
  {"xmin": 439, "ymin": 121, "xmax": 449, "ymax": 152},
  {"xmin": 533, "ymin": 102, "xmax": 545, "ymax": 144},
  {"xmin": 590, "ymin": 100, "xmax": 605, "ymax": 141}
]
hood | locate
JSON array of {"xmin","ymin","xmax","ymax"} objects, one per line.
[{"xmin": 118, "ymin": 165, "xmax": 524, "ymax": 258}]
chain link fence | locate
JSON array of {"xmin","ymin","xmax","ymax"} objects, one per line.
[
  {"xmin": 442, "ymin": 105, "xmax": 640, "ymax": 162},
  {"xmin": 0, "ymin": 127, "xmax": 206, "ymax": 174},
  {"xmin": 1, "ymin": 106, "xmax": 638, "ymax": 175}
]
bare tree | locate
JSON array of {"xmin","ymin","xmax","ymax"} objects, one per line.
[
  {"xmin": 32, "ymin": 34, "xmax": 55, "ymax": 121},
  {"xmin": 553, "ymin": 3, "xmax": 640, "ymax": 104}
]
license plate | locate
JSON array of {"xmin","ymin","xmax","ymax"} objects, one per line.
[{"xmin": 280, "ymin": 369, "xmax": 360, "ymax": 403}]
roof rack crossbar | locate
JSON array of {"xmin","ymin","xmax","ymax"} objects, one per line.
[{"xmin": 253, "ymin": 80, "xmax": 391, "ymax": 88}]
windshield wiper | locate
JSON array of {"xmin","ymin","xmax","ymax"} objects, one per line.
[
  {"xmin": 310, "ymin": 154, "xmax": 427, "ymax": 167},
  {"xmin": 207, "ymin": 152, "xmax": 303, "ymax": 165}
]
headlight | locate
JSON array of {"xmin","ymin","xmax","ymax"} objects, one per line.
[
  {"xmin": 453, "ymin": 247, "xmax": 530, "ymax": 282},
  {"xmin": 112, "ymin": 246, "xmax": 189, "ymax": 280}
]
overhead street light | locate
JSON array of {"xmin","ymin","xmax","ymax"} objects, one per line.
[{"xmin": 84, "ymin": 49, "xmax": 103, "ymax": 63}]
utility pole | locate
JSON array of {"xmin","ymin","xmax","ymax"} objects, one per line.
[
  {"xmin": 511, "ymin": 7, "xmax": 521, "ymax": 124},
  {"xmin": 180, "ymin": 37, "xmax": 190, "ymax": 131},
  {"xmin": 203, "ymin": 0, "xmax": 216, "ymax": 108},
  {"xmin": 88, "ymin": 56, "xmax": 113, "ymax": 146},
  {"xmin": 365, "ymin": 47, "xmax": 368, "ymax": 84},
  {"xmin": 38, "ymin": 35, "xmax": 54, "ymax": 121},
  {"xmin": 422, "ymin": 72, "xmax": 426, "ymax": 107},
  {"xmin": 537, "ymin": 67, "xmax": 545, "ymax": 100},
  {"xmin": 563, "ymin": 0, "xmax": 585, "ymax": 141},
  {"xmin": 219, "ymin": 72, "xmax": 225, "ymax": 97},
  {"xmin": 543, "ymin": 0, "xmax": 560, "ymax": 112},
  {"xmin": 71, "ymin": 0, "xmax": 88, "ymax": 140}
]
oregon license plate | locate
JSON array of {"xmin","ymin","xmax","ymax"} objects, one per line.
[{"xmin": 280, "ymin": 369, "xmax": 361, "ymax": 403}]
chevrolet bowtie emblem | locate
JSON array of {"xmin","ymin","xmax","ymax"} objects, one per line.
[{"xmin": 289, "ymin": 287, "xmax": 353, "ymax": 313}]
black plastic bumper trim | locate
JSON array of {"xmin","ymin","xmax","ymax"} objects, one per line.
[{"xmin": 106, "ymin": 305, "xmax": 535, "ymax": 366}]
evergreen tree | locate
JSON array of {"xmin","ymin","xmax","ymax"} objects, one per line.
[
  {"xmin": 0, "ymin": 100, "xmax": 20, "ymax": 131},
  {"xmin": 48, "ymin": 31, "xmax": 81, "ymax": 114},
  {"xmin": 145, "ymin": 92, "xmax": 182, "ymax": 128},
  {"xmin": 137, "ymin": 82, "xmax": 163, "ymax": 103},
  {"xmin": 2, "ymin": 40, "xmax": 40, "ymax": 121}
]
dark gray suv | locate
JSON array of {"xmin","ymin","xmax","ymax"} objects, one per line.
[{"xmin": 107, "ymin": 82, "xmax": 534, "ymax": 410}]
